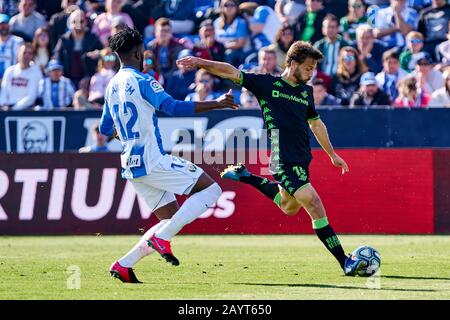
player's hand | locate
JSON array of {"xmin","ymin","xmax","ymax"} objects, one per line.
[
  {"xmin": 176, "ymin": 56, "xmax": 199, "ymax": 72},
  {"xmin": 215, "ymin": 89, "xmax": 239, "ymax": 110},
  {"xmin": 331, "ymin": 153, "xmax": 349, "ymax": 175}
]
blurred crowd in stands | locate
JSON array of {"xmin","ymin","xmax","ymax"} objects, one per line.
[{"xmin": 0, "ymin": 0, "xmax": 449, "ymax": 111}]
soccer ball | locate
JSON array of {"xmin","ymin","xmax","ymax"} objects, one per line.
[{"xmin": 351, "ymin": 245, "xmax": 381, "ymax": 277}]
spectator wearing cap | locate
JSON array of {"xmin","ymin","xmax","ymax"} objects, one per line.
[
  {"xmin": 164, "ymin": 49, "xmax": 196, "ymax": 100},
  {"xmin": 146, "ymin": 17, "xmax": 184, "ymax": 81},
  {"xmin": 350, "ymin": 72, "xmax": 391, "ymax": 107},
  {"xmin": 9, "ymin": 0, "xmax": 46, "ymax": 42},
  {"xmin": 296, "ymin": 0, "xmax": 328, "ymax": 44},
  {"xmin": 92, "ymin": 0, "xmax": 134, "ymax": 47},
  {"xmin": 185, "ymin": 69, "xmax": 220, "ymax": 102},
  {"xmin": 48, "ymin": 0, "xmax": 79, "ymax": 49},
  {"xmin": 375, "ymin": 48, "xmax": 408, "ymax": 101},
  {"xmin": 340, "ymin": 0, "xmax": 368, "ymax": 44},
  {"xmin": 0, "ymin": 42, "xmax": 42, "ymax": 110},
  {"xmin": 31, "ymin": 26, "xmax": 51, "ymax": 72},
  {"xmin": 88, "ymin": 47, "xmax": 117, "ymax": 106},
  {"xmin": 250, "ymin": 47, "xmax": 282, "ymax": 76},
  {"xmin": 312, "ymin": 78, "xmax": 340, "ymax": 107},
  {"xmin": 330, "ymin": 46, "xmax": 368, "ymax": 106},
  {"xmin": 142, "ymin": 50, "xmax": 164, "ymax": 85},
  {"xmin": 417, "ymin": 0, "xmax": 450, "ymax": 60},
  {"xmin": 37, "ymin": 59, "xmax": 75, "ymax": 109},
  {"xmin": 354, "ymin": 24, "xmax": 384, "ymax": 74},
  {"xmin": 314, "ymin": 14, "xmax": 349, "ymax": 76},
  {"xmin": 213, "ymin": 0, "xmax": 249, "ymax": 67},
  {"xmin": 53, "ymin": 9, "xmax": 103, "ymax": 88},
  {"xmin": 192, "ymin": 19, "xmax": 226, "ymax": 62},
  {"xmin": 267, "ymin": 23, "xmax": 295, "ymax": 70},
  {"xmin": 429, "ymin": 68, "xmax": 450, "ymax": 107},
  {"xmin": 0, "ymin": 13, "xmax": 23, "ymax": 83},
  {"xmin": 393, "ymin": 75, "xmax": 430, "ymax": 107},
  {"xmin": 372, "ymin": 0, "xmax": 418, "ymax": 49},
  {"xmin": 412, "ymin": 51, "xmax": 444, "ymax": 94},
  {"xmin": 241, "ymin": 2, "xmax": 281, "ymax": 44},
  {"xmin": 399, "ymin": 31, "xmax": 424, "ymax": 72}
]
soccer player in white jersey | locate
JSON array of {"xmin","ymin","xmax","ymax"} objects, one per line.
[{"xmin": 100, "ymin": 27, "xmax": 238, "ymax": 283}]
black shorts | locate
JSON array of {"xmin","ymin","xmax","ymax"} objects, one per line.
[{"xmin": 271, "ymin": 162, "xmax": 311, "ymax": 196}]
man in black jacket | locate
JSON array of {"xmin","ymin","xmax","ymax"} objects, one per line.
[
  {"xmin": 48, "ymin": 0, "xmax": 79, "ymax": 49},
  {"xmin": 350, "ymin": 72, "xmax": 391, "ymax": 108},
  {"xmin": 52, "ymin": 9, "xmax": 103, "ymax": 88}
]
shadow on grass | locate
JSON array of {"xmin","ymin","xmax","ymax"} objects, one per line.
[
  {"xmin": 382, "ymin": 275, "xmax": 450, "ymax": 281},
  {"xmin": 233, "ymin": 283, "xmax": 437, "ymax": 292}
]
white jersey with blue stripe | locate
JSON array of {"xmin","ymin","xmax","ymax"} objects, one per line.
[{"xmin": 99, "ymin": 66, "xmax": 170, "ymax": 179}]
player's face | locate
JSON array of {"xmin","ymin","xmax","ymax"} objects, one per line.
[{"xmin": 294, "ymin": 58, "xmax": 317, "ymax": 84}]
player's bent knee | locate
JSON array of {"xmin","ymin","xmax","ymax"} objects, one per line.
[
  {"xmin": 282, "ymin": 206, "xmax": 299, "ymax": 216},
  {"xmin": 203, "ymin": 182, "xmax": 222, "ymax": 205}
]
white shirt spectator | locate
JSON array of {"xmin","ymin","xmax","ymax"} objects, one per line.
[
  {"xmin": 0, "ymin": 34, "xmax": 23, "ymax": 78},
  {"xmin": 0, "ymin": 62, "xmax": 42, "ymax": 109},
  {"xmin": 429, "ymin": 87, "xmax": 450, "ymax": 108},
  {"xmin": 38, "ymin": 76, "xmax": 75, "ymax": 109}
]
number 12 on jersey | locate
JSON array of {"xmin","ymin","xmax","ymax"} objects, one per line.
[{"xmin": 112, "ymin": 102, "xmax": 140, "ymax": 141}]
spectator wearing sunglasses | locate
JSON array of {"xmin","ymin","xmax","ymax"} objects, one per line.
[
  {"xmin": 330, "ymin": 46, "xmax": 368, "ymax": 106},
  {"xmin": 88, "ymin": 47, "xmax": 117, "ymax": 106},
  {"xmin": 142, "ymin": 49, "xmax": 164, "ymax": 85},
  {"xmin": 185, "ymin": 69, "xmax": 220, "ymax": 102},
  {"xmin": 399, "ymin": 31, "xmax": 424, "ymax": 72},
  {"xmin": 340, "ymin": 0, "xmax": 368, "ymax": 44}
]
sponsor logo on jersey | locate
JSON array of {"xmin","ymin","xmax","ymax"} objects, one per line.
[
  {"xmin": 126, "ymin": 155, "xmax": 141, "ymax": 167},
  {"xmin": 150, "ymin": 80, "xmax": 164, "ymax": 93}
]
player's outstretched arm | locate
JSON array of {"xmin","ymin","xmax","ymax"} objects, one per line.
[
  {"xmin": 176, "ymin": 56, "xmax": 241, "ymax": 83},
  {"xmin": 194, "ymin": 89, "xmax": 239, "ymax": 113},
  {"xmin": 309, "ymin": 118, "xmax": 349, "ymax": 174}
]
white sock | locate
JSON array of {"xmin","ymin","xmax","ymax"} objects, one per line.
[
  {"xmin": 155, "ymin": 183, "xmax": 222, "ymax": 241},
  {"xmin": 118, "ymin": 219, "xmax": 169, "ymax": 268}
]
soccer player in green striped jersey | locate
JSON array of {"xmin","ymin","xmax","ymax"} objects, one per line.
[{"xmin": 177, "ymin": 41, "xmax": 364, "ymax": 276}]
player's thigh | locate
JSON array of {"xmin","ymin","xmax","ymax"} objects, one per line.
[
  {"xmin": 129, "ymin": 176, "xmax": 178, "ymax": 215},
  {"xmin": 146, "ymin": 154, "xmax": 206, "ymax": 195},
  {"xmin": 153, "ymin": 200, "xmax": 179, "ymax": 220},
  {"xmin": 279, "ymin": 185, "xmax": 302, "ymax": 216},
  {"xmin": 293, "ymin": 183, "xmax": 326, "ymax": 220}
]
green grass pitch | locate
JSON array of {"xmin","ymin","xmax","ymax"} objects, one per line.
[{"xmin": 1, "ymin": 235, "xmax": 450, "ymax": 300}]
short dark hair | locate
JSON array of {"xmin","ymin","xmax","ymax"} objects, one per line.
[
  {"xmin": 286, "ymin": 41, "xmax": 323, "ymax": 66},
  {"xmin": 155, "ymin": 17, "xmax": 171, "ymax": 29},
  {"xmin": 323, "ymin": 13, "xmax": 338, "ymax": 25},
  {"xmin": 109, "ymin": 26, "xmax": 143, "ymax": 56},
  {"xmin": 382, "ymin": 47, "xmax": 400, "ymax": 62}
]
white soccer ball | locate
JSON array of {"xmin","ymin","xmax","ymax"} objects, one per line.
[{"xmin": 351, "ymin": 245, "xmax": 381, "ymax": 277}]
